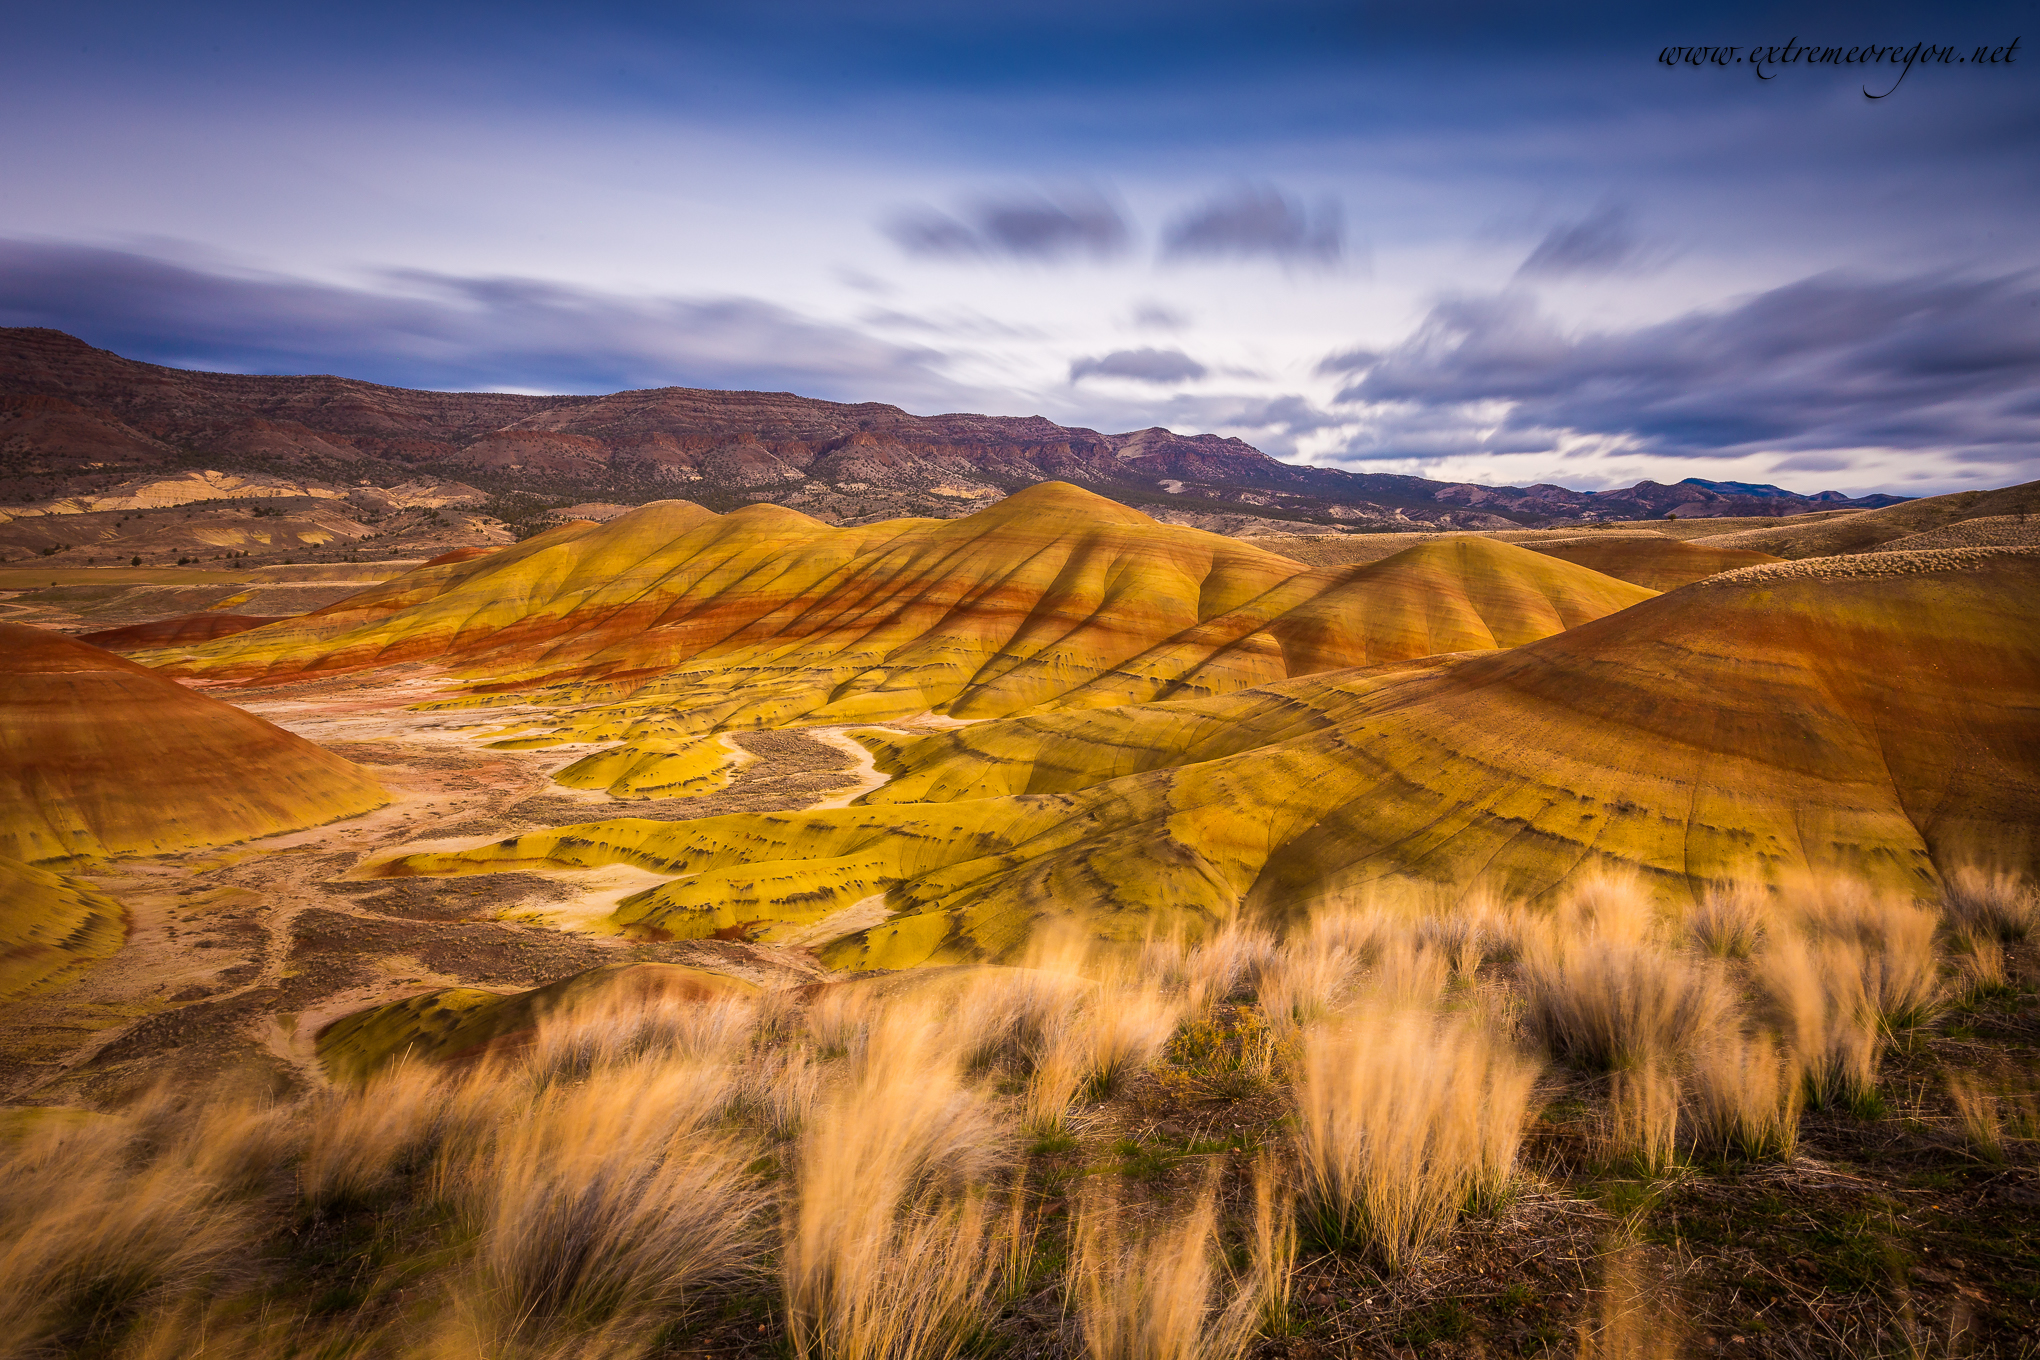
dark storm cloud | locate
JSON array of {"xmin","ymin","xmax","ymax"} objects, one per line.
[
  {"xmin": 886, "ymin": 191, "xmax": 1130, "ymax": 262},
  {"xmin": 1514, "ymin": 205, "xmax": 1650, "ymax": 280},
  {"xmin": 1161, "ymin": 185, "xmax": 1343, "ymax": 265},
  {"xmin": 1335, "ymin": 271, "xmax": 2040, "ymax": 459},
  {"xmin": 0, "ymin": 240, "xmax": 962, "ymax": 402},
  {"xmin": 1069, "ymin": 347, "xmax": 1208, "ymax": 384}
]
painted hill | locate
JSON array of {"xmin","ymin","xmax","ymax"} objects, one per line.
[
  {"xmin": 0, "ymin": 854, "xmax": 125, "ymax": 999},
  {"xmin": 143, "ymin": 484, "xmax": 1654, "ymax": 742},
  {"xmin": 1689, "ymin": 479, "xmax": 2040, "ymax": 559},
  {"xmin": 372, "ymin": 547, "xmax": 2040, "ymax": 967},
  {"xmin": 1526, "ymin": 535, "xmax": 1782, "ymax": 591},
  {"xmin": 0, "ymin": 623, "xmax": 388, "ymax": 862}
]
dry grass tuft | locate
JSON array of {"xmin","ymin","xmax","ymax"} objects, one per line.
[
  {"xmin": 1518, "ymin": 940, "xmax": 1735, "ymax": 1073},
  {"xmin": 1785, "ymin": 879, "xmax": 1945, "ymax": 1032},
  {"xmin": 1415, "ymin": 913, "xmax": 1489, "ymax": 980},
  {"xmin": 1576, "ymin": 1243, "xmax": 1682, "ymax": 1360},
  {"xmin": 1758, "ymin": 881, "xmax": 1945, "ymax": 1108},
  {"xmin": 1071, "ymin": 1178, "xmax": 1259, "ymax": 1360},
  {"xmin": 782, "ymin": 999, "xmax": 1012, "ymax": 1360},
  {"xmin": 1943, "ymin": 1072, "xmax": 2005, "ymax": 1163},
  {"xmin": 530, "ymin": 989, "xmax": 759, "ymax": 1080},
  {"xmin": 454, "ymin": 1061, "xmax": 769, "ymax": 1347},
  {"xmin": 0, "ymin": 1096, "xmax": 264, "ymax": 1358},
  {"xmin": 1686, "ymin": 883, "xmax": 1768, "ymax": 959},
  {"xmin": 1947, "ymin": 925, "xmax": 2009, "ymax": 1001},
  {"xmin": 1941, "ymin": 866, "xmax": 2038, "ymax": 941},
  {"xmin": 1249, "ymin": 1152, "xmax": 1298, "ymax": 1337},
  {"xmin": 1600, "ymin": 1063, "xmax": 1681, "ymax": 1177},
  {"xmin": 1293, "ymin": 1002, "xmax": 1538, "ymax": 1268},
  {"xmin": 949, "ymin": 968, "xmax": 1089, "ymax": 1074},
  {"xmin": 1258, "ymin": 922, "xmax": 1365, "ymax": 1031},
  {"xmin": 1757, "ymin": 934, "xmax": 1882, "ymax": 1109},
  {"xmin": 733, "ymin": 1041, "xmax": 827, "ymax": 1140},
  {"xmin": 1140, "ymin": 918, "xmax": 1276, "ymax": 1013},
  {"xmin": 1010, "ymin": 971, "xmax": 1181, "ymax": 1131},
  {"xmin": 1083, "ymin": 982, "xmax": 1186, "ymax": 1099},
  {"xmin": 298, "ymin": 1058, "xmax": 459, "ymax": 1210},
  {"xmin": 1552, "ymin": 872, "xmax": 1665, "ymax": 948},
  {"xmin": 1686, "ymin": 1028, "xmax": 1800, "ymax": 1161},
  {"xmin": 1024, "ymin": 1019, "xmax": 1090, "ymax": 1134}
]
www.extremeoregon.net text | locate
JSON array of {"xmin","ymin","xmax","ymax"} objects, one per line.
[{"xmin": 1659, "ymin": 36, "xmax": 2020, "ymax": 98}]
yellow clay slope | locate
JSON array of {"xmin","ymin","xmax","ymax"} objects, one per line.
[
  {"xmin": 0, "ymin": 854, "xmax": 124, "ymax": 999},
  {"xmin": 371, "ymin": 548, "xmax": 2040, "ymax": 967},
  {"xmin": 0, "ymin": 623, "xmax": 388, "ymax": 862}
]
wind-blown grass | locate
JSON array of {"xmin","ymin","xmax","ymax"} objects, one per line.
[
  {"xmin": 1071, "ymin": 1178, "xmax": 1260, "ymax": 1360},
  {"xmin": 0, "ymin": 867, "xmax": 1990, "ymax": 1356},
  {"xmin": 1293, "ymin": 1000, "xmax": 1539, "ymax": 1268}
]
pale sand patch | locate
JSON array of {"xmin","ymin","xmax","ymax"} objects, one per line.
[
  {"xmin": 496, "ymin": 863, "xmax": 679, "ymax": 935},
  {"xmin": 804, "ymin": 712, "xmax": 985, "ymax": 809},
  {"xmin": 806, "ymin": 727, "xmax": 900, "ymax": 809},
  {"xmin": 778, "ymin": 892, "xmax": 893, "ymax": 948}
]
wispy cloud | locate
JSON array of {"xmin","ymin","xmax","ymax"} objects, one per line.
[
  {"xmin": 1514, "ymin": 204, "xmax": 1654, "ymax": 281},
  {"xmin": 1161, "ymin": 184, "xmax": 1343, "ymax": 265},
  {"xmin": 1314, "ymin": 347, "xmax": 1380, "ymax": 377},
  {"xmin": 885, "ymin": 190, "xmax": 1130, "ymax": 262},
  {"xmin": 1069, "ymin": 347, "xmax": 1207, "ymax": 384},
  {"xmin": 1129, "ymin": 301, "xmax": 1190, "ymax": 331}
]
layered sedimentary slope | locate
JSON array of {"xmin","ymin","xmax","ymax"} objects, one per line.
[
  {"xmin": 377, "ymin": 548, "xmax": 2040, "ymax": 967},
  {"xmin": 148, "ymin": 483, "xmax": 1653, "ymax": 735},
  {"xmin": 0, "ymin": 624, "xmax": 388, "ymax": 862},
  {"xmin": 0, "ymin": 854, "xmax": 125, "ymax": 999},
  {"xmin": 1526, "ymin": 535, "xmax": 1781, "ymax": 591}
]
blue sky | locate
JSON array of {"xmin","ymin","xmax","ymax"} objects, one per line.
[{"xmin": 2, "ymin": 1, "xmax": 2035, "ymax": 494}]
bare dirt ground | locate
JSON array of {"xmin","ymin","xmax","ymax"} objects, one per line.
[
  {"xmin": 0, "ymin": 563, "xmax": 419, "ymax": 632},
  {"xmin": 0, "ymin": 664, "xmax": 936, "ymax": 1107}
]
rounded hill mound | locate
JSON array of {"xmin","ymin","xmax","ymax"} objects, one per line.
[{"xmin": 0, "ymin": 623, "xmax": 388, "ymax": 862}]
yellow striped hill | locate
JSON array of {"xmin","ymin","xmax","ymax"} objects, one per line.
[
  {"xmin": 144, "ymin": 483, "xmax": 1653, "ymax": 772},
  {"xmin": 369, "ymin": 548, "xmax": 2040, "ymax": 967}
]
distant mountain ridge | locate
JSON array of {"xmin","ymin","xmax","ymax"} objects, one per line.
[
  {"xmin": 1432, "ymin": 475, "xmax": 1909, "ymax": 522},
  {"xmin": 0, "ymin": 327, "xmax": 1906, "ymax": 535}
]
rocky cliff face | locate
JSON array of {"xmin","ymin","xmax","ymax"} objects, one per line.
[{"xmin": 0, "ymin": 327, "xmax": 1904, "ymax": 537}]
